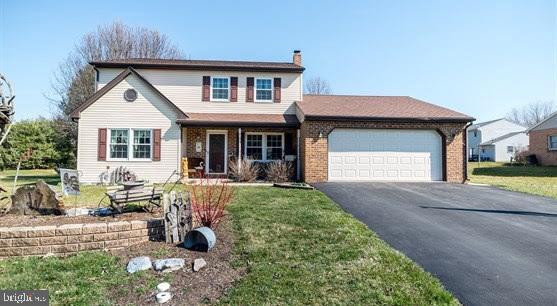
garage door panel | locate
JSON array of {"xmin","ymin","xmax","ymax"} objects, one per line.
[{"xmin": 328, "ymin": 129, "xmax": 442, "ymax": 181}]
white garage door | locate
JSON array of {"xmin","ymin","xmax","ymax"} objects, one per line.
[{"xmin": 328, "ymin": 129, "xmax": 442, "ymax": 181}]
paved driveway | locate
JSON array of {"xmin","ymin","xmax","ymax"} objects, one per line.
[{"xmin": 314, "ymin": 182, "xmax": 557, "ymax": 306}]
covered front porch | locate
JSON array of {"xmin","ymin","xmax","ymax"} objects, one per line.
[{"xmin": 178, "ymin": 113, "xmax": 301, "ymax": 180}]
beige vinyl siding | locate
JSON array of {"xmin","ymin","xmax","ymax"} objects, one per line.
[
  {"xmin": 78, "ymin": 73, "xmax": 180, "ymax": 183},
  {"xmin": 98, "ymin": 68, "xmax": 302, "ymax": 114}
]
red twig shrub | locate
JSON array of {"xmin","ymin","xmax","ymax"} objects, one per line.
[{"xmin": 190, "ymin": 176, "xmax": 234, "ymax": 229}]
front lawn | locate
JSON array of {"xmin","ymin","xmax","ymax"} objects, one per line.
[
  {"xmin": 0, "ymin": 187, "xmax": 457, "ymax": 305},
  {"xmin": 221, "ymin": 187, "xmax": 457, "ymax": 305},
  {"xmin": 468, "ymin": 162, "xmax": 557, "ymax": 199}
]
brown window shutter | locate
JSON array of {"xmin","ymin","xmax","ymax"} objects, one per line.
[
  {"xmin": 230, "ymin": 77, "xmax": 238, "ymax": 102},
  {"xmin": 202, "ymin": 76, "xmax": 210, "ymax": 101},
  {"xmin": 273, "ymin": 78, "xmax": 281, "ymax": 103},
  {"xmin": 98, "ymin": 128, "xmax": 107, "ymax": 161},
  {"xmin": 246, "ymin": 77, "xmax": 254, "ymax": 102},
  {"xmin": 153, "ymin": 129, "xmax": 161, "ymax": 161}
]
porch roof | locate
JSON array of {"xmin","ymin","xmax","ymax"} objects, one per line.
[{"xmin": 177, "ymin": 113, "xmax": 300, "ymax": 128}]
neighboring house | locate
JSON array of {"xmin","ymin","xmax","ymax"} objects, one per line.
[
  {"xmin": 70, "ymin": 51, "xmax": 474, "ymax": 183},
  {"xmin": 527, "ymin": 112, "xmax": 557, "ymax": 165},
  {"xmin": 467, "ymin": 118, "xmax": 528, "ymax": 162}
]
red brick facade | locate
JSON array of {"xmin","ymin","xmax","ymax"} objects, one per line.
[
  {"xmin": 182, "ymin": 127, "xmax": 298, "ymax": 170},
  {"xmin": 529, "ymin": 128, "xmax": 557, "ymax": 165},
  {"xmin": 299, "ymin": 120, "xmax": 469, "ymax": 183}
]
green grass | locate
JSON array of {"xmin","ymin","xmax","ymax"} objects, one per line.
[
  {"xmin": 220, "ymin": 187, "xmax": 458, "ymax": 305},
  {"xmin": 468, "ymin": 162, "xmax": 557, "ymax": 199},
  {"xmin": 0, "ymin": 252, "xmax": 128, "ymax": 305},
  {"xmin": 0, "ymin": 187, "xmax": 457, "ymax": 305}
]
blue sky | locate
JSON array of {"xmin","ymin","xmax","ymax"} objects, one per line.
[{"xmin": 1, "ymin": 0, "xmax": 555, "ymax": 122}]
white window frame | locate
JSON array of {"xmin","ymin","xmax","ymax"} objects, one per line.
[
  {"xmin": 210, "ymin": 76, "xmax": 230, "ymax": 102},
  {"xmin": 548, "ymin": 135, "xmax": 557, "ymax": 150},
  {"xmin": 244, "ymin": 132, "xmax": 284, "ymax": 162},
  {"xmin": 507, "ymin": 146, "xmax": 514, "ymax": 153},
  {"xmin": 254, "ymin": 78, "xmax": 273, "ymax": 103},
  {"xmin": 107, "ymin": 128, "xmax": 153, "ymax": 161}
]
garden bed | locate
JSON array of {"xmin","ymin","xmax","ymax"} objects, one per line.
[
  {"xmin": 0, "ymin": 210, "xmax": 161, "ymax": 227},
  {"xmin": 110, "ymin": 219, "xmax": 243, "ymax": 305}
]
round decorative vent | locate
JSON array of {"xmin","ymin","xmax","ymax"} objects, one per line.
[{"xmin": 123, "ymin": 89, "xmax": 138, "ymax": 102}]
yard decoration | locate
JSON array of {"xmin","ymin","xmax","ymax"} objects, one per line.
[
  {"xmin": 163, "ymin": 191, "xmax": 192, "ymax": 244},
  {"xmin": 184, "ymin": 227, "xmax": 216, "ymax": 252},
  {"xmin": 0, "ymin": 72, "xmax": 15, "ymax": 146},
  {"xmin": 106, "ymin": 181, "xmax": 163, "ymax": 214}
]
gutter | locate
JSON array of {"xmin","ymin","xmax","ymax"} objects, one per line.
[{"xmin": 302, "ymin": 115, "xmax": 475, "ymax": 123}]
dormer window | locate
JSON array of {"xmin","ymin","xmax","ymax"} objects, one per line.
[
  {"xmin": 211, "ymin": 77, "xmax": 229, "ymax": 101},
  {"xmin": 255, "ymin": 78, "xmax": 273, "ymax": 102}
]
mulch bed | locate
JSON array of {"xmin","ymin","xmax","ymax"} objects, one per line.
[
  {"xmin": 110, "ymin": 218, "xmax": 244, "ymax": 305},
  {"xmin": 0, "ymin": 210, "xmax": 162, "ymax": 227}
]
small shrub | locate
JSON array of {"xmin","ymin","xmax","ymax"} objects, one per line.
[
  {"xmin": 266, "ymin": 160, "xmax": 293, "ymax": 183},
  {"xmin": 513, "ymin": 147, "xmax": 530, "ymax": 165},
  {"xmin": 228, "ymin": 159, "xmax": 260, "ymax": 182},
  {"xmin": 191, "ymin": 177, "xmax": 234, "ymax": 229}
]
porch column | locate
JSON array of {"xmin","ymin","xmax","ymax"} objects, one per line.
[
  {"xmin": 296, "ymin": 129, "xmax": 300, "ymax": 181},
  {"xmin": 238, "ymin": 128, "xmax": 242, "ymax": 169}
]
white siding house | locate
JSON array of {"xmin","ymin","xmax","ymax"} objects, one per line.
[
  {"xmin": 467, "ymin": 118, "xmax": 528, "ymax": 162},
  {"xmin": 77, "ymin": 73, "xmax": 182, "ymax": 183}
]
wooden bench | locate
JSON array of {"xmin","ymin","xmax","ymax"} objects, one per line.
[{"xmin": 106, "ymin": 183, "xmax": 163, "ymax": 213}]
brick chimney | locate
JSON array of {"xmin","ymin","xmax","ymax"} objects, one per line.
[{"xmin": 292, "ymin": 50, "xmax": 302, "ymax": 66}]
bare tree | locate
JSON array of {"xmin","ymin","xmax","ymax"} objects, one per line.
[
  {"xmin": 304, "ymin": 76, "xmax": 332, "ymax": 95},
  {"xmin": 506, "ymin": 101, "xmax": 554, "ymax": 128},
  {"xmin": 48, "ymin": 21, "xmax": 183, "ymax": 167}
]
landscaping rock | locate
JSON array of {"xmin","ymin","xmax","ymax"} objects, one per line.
[
  {"xmin": 65, "ymin": 208, "xmax": 91, "ymax": 217},
  {"xmin": 156, "ymin": 292, "xmax": 172, "ymax": 304},
  {"xmin": 153, "ymin": 258, "xmax": 185, "ymax": 272},
  {"xmin": 127, "ymin": 256, "xmax": 152, "ymax": 273},
  {"xmin": 156, "ymin": 282, "xmax": 170, "ymax": 292},
  {"xmin": 193, "ymin": 258, "xmax": 207, "ymax": 272},
  {"xmin": 10, "ymin": 180, "xmax": 65, "ymax": 215}
]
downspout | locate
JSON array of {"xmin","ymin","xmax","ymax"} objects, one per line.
[
  {"xmin": 296, "ymin": 129, "xmax": 301, "ymax": 181},
  {"xmin": 464, "ymin": 122, "xmax": 473, "ymax": 182},
  {"xmin": 238, "ymin": 128, "xmax": 242, "ymax": 170}
]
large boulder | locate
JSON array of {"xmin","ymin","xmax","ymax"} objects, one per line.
[{"xmin": 9, "ymin": 180, "xmax": 65, "ymax": 215}]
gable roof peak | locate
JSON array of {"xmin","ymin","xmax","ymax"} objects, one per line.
[{"xmin": 69, "ymin": 67, "xmax": 186, "ymax": 120}]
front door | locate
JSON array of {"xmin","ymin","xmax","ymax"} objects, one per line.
[{"xmin": 206, "ymin": 131, "xmax": 227, "ymax": 174}]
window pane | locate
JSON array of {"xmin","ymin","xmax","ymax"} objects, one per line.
[
  {"xmin": 213, "ymin": 88, "xmax": 228, "ymax": 99},
  {"xmin": 256, "ymin": 89, "xmax": 272, "ymax": 101},
  {"xmin": 266, "ymin": 135, "xmax": 283, "ymax": 160},
  {"xmin": 256, "ymin": 79, "xmax": 272, "ymax": 89},
  {"xmin": 256, "ymin": 79, "xmax": 272, "ymax": 101},
  {"xmin": 212, "ymin": 78, "xmax": 229, "ymax": 100},
  {"xmin": 247, "ymin": 135, "xmax": 262, "ymax": 147},
  {"xmin": 551, "ymin": 136, "xmax": 557, "ymax": 148},
  {"xmin": 246, "ymin": 147, "xmax": 262, "ymax": 160},
  {"xmin": 110, "ymin": 129, "xmax": 128, "ymax": 158},
  {"xmin": 133, "ymin": 130, "xmax": 151, "ymax": 158},
  {"xmin": 246, "ymin": 134, "xmax": 263, "ymax": 160}
]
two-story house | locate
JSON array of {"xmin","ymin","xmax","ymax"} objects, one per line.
[
  {"xmin": 70, "ymin": 51, "xmax": 474, "ymax": 183},
  {"xmin": 467, "ymin": 118, "xmax": 528, "ymax": 162}
]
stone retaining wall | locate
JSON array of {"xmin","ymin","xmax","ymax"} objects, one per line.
[{"xmin": 0, "ymin": 219, "xmax": 164, "ymax": 258}]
